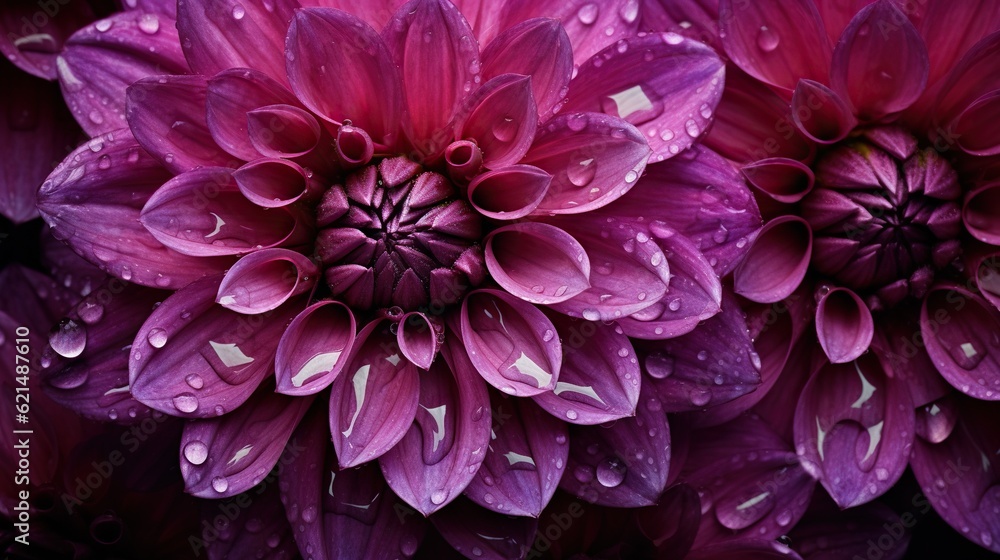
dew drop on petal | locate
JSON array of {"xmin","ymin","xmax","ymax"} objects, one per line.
[
  {"xmin": 184, "ymin": 441, "xmax": 209, "ymax": 465},
  {"xmin": 577, "ymin": 3, "xmax": 599, "ymax": 25},
  {"xmin": 173, "ymin": 393, "xmax": 199, "ymax": 413},
  {"xmin": 430, "ymin": 489, "xmax": 448, "ymax": 505},
  {"xmin": 596, "ymin": 457, "xmax": 626, "ymax": 487},
  {"xmin": 231, "ymin": 4, "xmax": 246, "ymax": 20},
  {"xmin": 50, "ymin": 319, "xmax": 87, "ymax": 359},
  {"xmin": 185, "ymin": 373, "xmax": 204, "ymax": 390},
  {"xmin": 147, "ymin": 327, "xmax": 168, "ymax": 348},
  {"xmin": 756, "ymin": 25, "xmax": 779, "ymax": 52},
  {"xmin": 212, "ymin": 476, "xmax": 229, "ymax": 493},
  {"xmin": 138, "ymin": 13, "xmax": 160, "ymax": 34}
]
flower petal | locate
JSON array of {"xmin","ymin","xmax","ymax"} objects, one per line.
[
  {"xmin": 430, "ymin": 498, "xmax": 539, "ymax": 560},
  {"xmin": 285, "ymin": 8, "xmax": 403, "ymax": 148},
  {"xmin": 686, "ymin": 540, "xmax": 804, "ymax": 560},
  {"xmin": 329, "ymin": 320, "xmax": 420, "ymax": 467},
  {"xmin": 523, "ymin": 112, "xmax": 649, "ymax": 215},
  {"xmin": 917, "ymin": 0, "xmax": 1000, "ymax": 86},
  {"xmin": 0, "ymin": 0, "xmax": 96, "ymax": 79},
  {"xmin": 467, "ymin": 164, "xmax": 551, "ymax": 220},
  {"xmin": 742, "ymin": 158, "xmax": 815, "ymax": 204},
  {"xmin": 553, "ymin": 0, "xmax": 641, "ymax": 66},
  {"xmin": 791, "ymin": 79, "xmax": 856, "ymax": 145},
  {"xmin": 951, "ymin": 91, "xmax": 1000, "ymax": 156},
  {"xmin": 36, "ymin": 129, "xmax": 233, "ymax": 289},
  {"xmin": 816, "ymin": 287, "xmax": 874, "ymax": 364},
  {"xmin": 396, "ymin": 312, "xmax": 440, "ymax": 370},
  {"xmin": 201, "ymin": 474, "xmax": 299, "ymax": 558},
  {"xmin": 480, "ymin": 18, "xmax": 573, "ymax": 117},
  {"xmin": 788, "ymin": 494, "xmax": 911, "ymax": 560},
  {"xmin": 460, "ymin": 289, "xmax": 561, "ymax": 396},
  {"xmin": 234, "ymin": 158, "xmax": 320, "ymax": 208},
  {"xmin": 275, "ymin": 301, "xmax": 355, "ymax": 396},
  {"xmin": 634, "ymin": 483, "xmax": 701, "ymax": 559},
  {"xmin": 921, "ymin": 285, "xmax": 1000, "ymax": 400},
  {"xmin": 484, "ymin": 222, "xmax": 590, "ymax": 305},
  {"xmin": 872, "ymin": 308, "xmax": 952, "ymax": 408},
  {"xmin": 830, "ymin": 0, "xmax": 929, "ymax": 120},
  {"xmin": 206, "ymin": 68, "xmax": 302, "ymax": 162},
  {"xmin": 563, "ymin": 32, "xmax": 724, "ymax": 161},
  {"xmin": 456, "ymin": 74, "xmax": 537, "ymax": 169},
  {"xmin": 129, "ymin": 275, "xmax": 298, "ymax": 418},
  {"xmin": 734, "ymin": 216, "xmax": 812, "ymax": 304},
  {"xmin": 380, "ymin": 339, "xmax": 492, "ymax": 515},
  {"xmin": 216, "ymin": 249, "xmax": 318, "ymax": 314},
  {"xmin": 180, "ymin": 387, "xmax": 312, "ymax": 498},
  {"xmin": 927, "ymin": 27, "xmax": 1000, "ymax": 131}
]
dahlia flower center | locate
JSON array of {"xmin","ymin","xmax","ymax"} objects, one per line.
[
  {"xmin": 314, "ymin": 155, "xmax": 484, "ymax": 312},
  {"xmin": 803, "ymin": 127, "xmax": 962, "ymax": 297}
]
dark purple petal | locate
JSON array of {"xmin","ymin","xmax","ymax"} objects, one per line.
[
  {"xmin": 396, "ymin": 312, "xmax": 440, "ymax": 370},
  {"xmin": 559, "ymin": 385, "xmax": 670, "ymax": 507},
  {"xmin": 234, "ymin": 158, "xmax": 320, "ymax": 208},
  {"xmin": 460, "ymin": 289, "xmax": 561, "ymax": 396},
  {"xmin": 963, "ymin": 183, "xmax": 1000, "ymax": 245},
  {"xmin": 789, "ymin": 494, "xmax": 910, "ymax": 560},
  {"xmin": 286, "ymin": 8, "xmax": 403, "ymax": 149},
  {"xmin": 206, "ymin": 68, "xmax": 302, "ymax": 162},
  {"xmin": 734, "ymin": 216, "xmax": 812, "ymax": 304},
  {"xmin": 130, "ymin": 275, "xmax": 299, "ymax": 418},
  {"xmin": 180, "ymin": 388, "xmax": 312, "ymax": 498},
  {"xmin": 480, "ymin": 18, "xmax": 573, "ymax": 117},
  {"xmin": 380, "ymin": 339, "xmax": 492, "ymax": 515},
  {"xmin": 467, "ymin": 165, "xmax": 551, "ymax": 220},
  {"xmin": 686, "ymin": 540, "xmax": 803, "ymax": 560},
  {"xmin": 532, "ymin": 314, "xmax": 640, "ymax": 425},
  {"xmin": 634, "ymin": 483, "xmax": 701, "ymax": 559},
  {"xmin": 464, "ymin": 394, "xmax": 568, "ymax": 516},
  {"xmin": 329, "ymin": 320, "xmax": 420, "ymax": 467},
  {"xmin": 791, "ymin": 79, "xmax": 856, "ymax": 145},
  {"xmin": 742, "ymin": 158, "xmax": 815, "ymax": 204},
  {"xmin": 58, "ymin": 11, "xmax": 188, "ymax": 136},
  {"xmin": 0, "ymin": 1, "xmax": 96, "ymax": 79},
  {"xmin": 456, "ymin": 74, "xmax": 537, "ymax": 169},
  {"xmin": 275, "ymin": 301, "xmax": 355, "ymax": 396},
  {"xmin": 485, "ymin": 222, "xmax": 590, "ymax": 305},
  {"xmin": 816, "ymin": 287, "xmax": 874, "ymax": 364},
  {"xmin": 794, "ymin": 355, "xmax": 915, "ymax": 507},
  {"xmin": 37, "ymin": 129, "xmax": 233, "ymax": 289},
  {"xmin": 203, "ymin": 475, "xmax": 298, "ymax": 560},
  {"xmin": 246, "ymin": 104, "xmax": 329, "ymax": 161},
  {"xmin": 563, "ymin": 32, "xmax": 724, "ymax": 161},
  {"xmin": 126, "ymin": 75, "xmax": 234, "ymax": 173},
  {"xmin": 177, "ymin": 0, "xmax": 296, "ymax": 83},
  {"xmin": 216, "ymin": 249, "xmax": 318, "ymax": 314},
  {"xmin": 921, "ymin": 285, "xmax": 1000, "ymax": 400},
  {"xmin": 522, "ymin": 112, "xmax": 649, "ymax": 214},
  {"xmin": 871, "ymin": 307, "xmax": 952, "ymax": 408},
  {"xmin": 430, "ymin": 497, "xmax": 539, "ymax": 560},
  {"xmin": 830, "ymin": 0, "xmax": 928, "ymax": 120},
  {"xmin": 951, "ymin": 91, "xmax": 1000, "ymax": 156}
]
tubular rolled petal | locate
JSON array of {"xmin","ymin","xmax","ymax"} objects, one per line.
[
  {"xmin": 816, "ymin": 288, "xmax": 874, "ymax": 364},
  {"xmin": 275, "ymin": 301, "xmax": 355, "ymax": 396},
  {"xmin": 234, "ymin": 158, "xmax": 318, "ymax": 208},
  {"xmin": 484, "ymin": 222, "xmax": 590, "ymax": 305},
  {"xmin": 444, "ymin": 140, "xmax": 483, "ymax": 184},
  {"xmin": 963, "ymin": 182, "xmax": 1000, "ymax": 244},
  {"xmin": 742, "ymin": 158, "xmax": 815, "ymax": 204},
  {"xmin": 396, "ymin": 312, "xmax": 440, "ymax": 370},
  {"xmin": 335, "ymin": 124, "xmax": 375, "ymax": 167},
  {"xmin": 734, "ymin": 216, "xmax": 812, "ymax": 304},
  {"xmin": 216, "ymin": 249, "xmax": 318, "ymax": 314},
  {"xmin": 467, "ymin": 165, "xmax": 551, "ymax": 220},
  {"xmin": 206, "ymin": 67, "xmax": 302, "ymax": 161},
  {"xmin": 456, "ymin": 73, "xmax": 538, "ymax": 169},
  {"xmin": 791, "ymin": 79, "xmax": 856, "ymax": 144},
  {"xmin": 246, "ymin": 103, "xmax": 324, "ymax": 158}
]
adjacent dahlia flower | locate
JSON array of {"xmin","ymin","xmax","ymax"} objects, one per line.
[{"xmin": 697, "ymin": 0, "xmax": 1000, "ymax": 551}]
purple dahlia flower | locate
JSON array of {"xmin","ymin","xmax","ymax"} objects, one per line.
[
  {"xmin": 35, "ymin": 1, "xmax": 759, "ymax": 555},
  {"xmin": 695, "ymin": 0, "xmax": 1000, "ymax": 551}
]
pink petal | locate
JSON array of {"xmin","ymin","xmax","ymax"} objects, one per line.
[
  {"xmin": 791, "ymin": 79, "xmax": 856, "ymax": 144},
  {"xmin": 140, "ymin": 167, "xmax": 310, "ymax": 257},
  {"xmin": 742, "ymin": 158, "xmax": 815, "ymax": 204},
  {"xmin": 484, "ymin": 222, "xmax": 590, "ymax": 305},
  {"xmin": 921, "ymin": 285, "xmax": 1000, "ymax": 400},
  {"xmin": 234, "ymin": 158, "xmax": 321, "ymax": 208},
  {"xmin": 216, "ymin": 249, "xmax": 318, "ymax": 314},
  {"xmin": 36, "ymin": 129, "xmax": 233, "ymax": 289},
  {"xmin": 456, "ymin": 74, "xmax": 537, "ymax": 169},
  {"xmin": 553, "ymin": 0, "xmax": 641, "ymax": 66},
  {"xmin": 0, "ymin": 0, "xmax": 96, "ymax": 79},
  {"xmin": 830, "ymin": 0, "xmax": 929, "ymax": 121},
  {"xmin": 444, "ymin": 139, "xmax": 484, "ymax": 183},
  {"xmin": 532, "ymin": 314, "xmax": 640, "ymax": 425},
  {"xmin": 951, "ymin": 91, "xmax": 1000, "ymax": 156},
  {"xmin": 562, "ymin": 32, "xmax": 724, "ymax": 161},
  {"xmin": 129, "ymin": 276, "xmax": 300, "ymax": 418},
  {"xmin": 430, "ymin": 498, "xmax": 539, "ymax": 560},
  {"xmin": 180, "ymin": 388, "xmax": 312, "ymax": 498},
  {"xmin": 285, "ymin": 8, "xmax": 403, "ymax": 149},
  {"xmin": 396, "ymin": 312, "xmax": 440, "ymax": 370},
  {"xmin": 718, "ymin": 0, "xmax": 831, "ymax": 92},
  {"xmin": 329, "ymin": 320, "xmax": 420, "ymax": 468},
  {"xmin": 460, "ymin": 289, "xmax": 561, "ymax": 396},
  {"xmin": 639, "ymin": 0, "xmax": 721, "ymax": 48},
  {"xmin": 793, "ymin": 355, "xmax": 915, "ymax": 507},
  {"xmin": 57, "ymin": 12, "xmax": 188, "ymax": 137},
  {"xmin": 382, "ymin": 0, "xmax": 478, "ymax": 156},
  {"xmin": 480, "ymin": 18, "xmax": 573, "ymax": 117},
  {"xmin": 467, "ymin": 164, "xmax": 551, "ymax": 219},
  {"xmin": 917, "ymin": 0, "xmax": 1000, "ymax": 87},
  {"xmin": 816, "ymin": 287, "xmax": 874, "ymax": 364},
  {"xmin": 335, "ymin": 124, "xmax": 375, "ymax": 168},
  {"xmin": 379, "ymin": 338, "xmax": 492, "ymax": 515},
  {"xmin": 734, "ymin": 216, "xmax": 812, "ymax": 304},
  {"xmin": 522, "ymin": 112, "xmax": 649, "ymax": 215},
  {"xmin": 177, "ymin": 0, "xmax": 296, "ymax": 83},
  {"xmin": 126, "ymin": 75, "xmax": 233, "ymax": 174},
  {"xmin": 275, "ymin": 301, "xmax": 355, "ymax": 396},
  {"xmin": 206, "ymin": 68, "xmax": 302, "ymax": 162},
  {"xmin": 247, "ymin": 103, "xmax": 326, "ymax": 159}
]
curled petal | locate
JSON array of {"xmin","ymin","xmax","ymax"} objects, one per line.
[
  {"xmin": 335, "ymin": 124, "xmax": 375, "ymax": 168},
  {"xmin": 329, "ymin": 320, "xmax": 420, "ymax": 467},
  {"xmin": 397, "ymin": 312, "xmax": 440, "ymax": 370},
  {"xmin": 523, "ymin": 112, "xmax": 649, "ymax": 214},
  {"xmin": 130, "ymin": 276, "xmax": 299, "ymax": 418},
  {"xmin": 791, "ymin": 79, "xmax": 856, "ymax": 145},
  {"xmin": 460, "ymin": 289, "xmax": 561, "ymax": 396},
  {"xmin": 206, "ymin": 67, "xmax": 302, "ymax": 161},
  {"xmin": 742, "ymin": 158, "xmax": 815, "ymax": 204},
  {"xmin": 963, "ymin": 183, "xmax": 1000, "ymax": 245},
  {"xmin": 0, "ymin": 1, "xmax": 96, "ymax": 79},
  {"xmin": 430, "ymin": 498, "xmax": 539, "ymax": 560},
  {"xmin": 467, "ymin": 165, "xmax": 551, "ymax": 220},
  {"xmin": 635, "ymin": 484, "xmax": 701, "ymax": 559},
  {"xmin": 921, "ymin": 286, "xmax": 1000, "ymax": 400},
  {"xmin": 179, "ymin": 388, "xmax": 312, "ymax": 498},
  {"xmin": 275, "ymin": 301, "xmax": 355, "ymax": 396},
  {"xmin": 816, "ymin": 288, "xmax": 874, "ymax": 364},
  {"xmin": 930, "ymin": 32, "xmax": 1000, "ymax": 131},
  {"xmin": 457, "ymin": 74, "xmax": 537, "ymax": 169},
  {"xmin": 247, "ymin": 103, "xmax": 324, "ymax": 158},
  {"xmin": 480, "ymin": 18, "xmax": 573, "ymax": 117},
  {"xmin": 951, "ymin": 91, "xmax": 1000, "ymax": 156},
  {"xmin": 234, "ymin": 158, "xmax": 320, "ymax": 208},
  {"xmin": 444, "ymin": 140, "xmax": 483, "ymax": 183},
  {"xmin": 734, "ymin": 216, "xmax": 812, "ymax": 304},
  {"xmin": 216, "ymin": 249, "xmax": 318, "ymax": 314},
  {"xmin": 871, "ymin": 308, "xmax": 951, "ymax": 408},
  {"xmin": 485, "ymin": 222, "xmax": 590, "ymax": 305},
  {"xmin": 914, "ymin": 394, "xmax": 960, "ymax": 444}
]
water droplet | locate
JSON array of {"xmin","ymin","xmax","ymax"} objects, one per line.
[
  {"xmin": 138, "ymin": 13, "xmax": 160, "ymax": 34},
  {"xmin": 776, "ymin": 510, "xmax": 792, "ymax": 527},
  {"xmin": 266, "ymin": 533, "xmax": 281, "ymax": 548},
  {"xmin": 147, "ymin": 327, "xmax": 168, "ymax": 348},
  {"xmin": 757, "ymin": 25, "xmax": 779, "ymax": 52},
  {"xmin": 566, "ymin": 410, "xmax": 579, "ymax": 420},
  {"xmin": 231, "ymin": 4, "xmax": 246, "ymax": 20},
  {"xmin": 78, "ymin": 302, "xmax": 105, "ymax": 324},
  {"xmin": 212, "ymin": 476, "xmax": 229, "ymax": 493},
  {"xmin": 472, "ymin": 547, "xmax": 483, "ymax": 557},
  {"xmin": 301, "ymin": 506, "xmax": 317, "ymax": 523},
  {"xmin": 582, "ymin": 309, "xmax": 600, "ymax": 321},
  {"xmin": 619, "ymin": 0, "xmax": 639, "ymax": 23},
  {"xmin": 577, "ymin": 3, "xmax": 599, "ymax": 25},
  {"xmin": 184, "ymin": 441, "xmax": 208, "ymax": 465},
  {"xmin": 430, "ymin": 489, "xmax": 448, "ymax": 505},
  {"xmin": 689, "ymin": 389, "xmax": 711, "ymax": 406},
  {"xmin": 646, "ymin": 353, "xmax": 674, "ymax": 379},
  {"xmin": 542, "ymin": 329, "xmax": 554, "ymax": 342},
  {"xmin": 697, "ymin": 350, "xmax": 708, "ymax": 361},
  {"xmin": 50, "ymin": 319, "xmax": 87, "ymax": 358},
  {"xmin": 667, "ymin": 298, "xmax": 681, "ymax": 312},
  {"xmin": 574, "ymin": 465, "xmax": 594, "ymax": 483},
  {"xmin": 875, "ymin": 468, "xmax": 889, "ymax": 481},
  {"xmin": 172, "ymin": 393, "xmax": 199, "ymax": 413},
  {"xmin": 625, "ymin": 170, "xmax": 638, "ymax": 183},
  {"xmin": 684, "ymin": 119, "xmax": 700, "ymax": 137},
  {"xmin": 95, "ymin": 19, "xmax": 113, "ymax": 32},
  {"xmin": 596, "ymin": 457, "xmax": 626, "ymax": 487},
  {"xmin": 88, "ymin": 138, "xmax": 104, "ymax": 152},
  {"xmin": 108, "ymin": 409, "xmax": 119, "ymax": 420},
  {"xmin": 492, "ymin": 117, "xmax": 517, "ymax": 142},
  {"xmin": 185, "ymin": 373, "xmax": 204, "ymax": 390}
]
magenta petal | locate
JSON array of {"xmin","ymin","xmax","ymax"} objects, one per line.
[
  {"xmin": 177, "ymin": 0, "xmax": 296, "ymax": 83},
  {"xmin": 234, "ymin": 158, "xmax": 319, "ymax": 208},
  {"xmin": 634, "ymin": 483, "xmax": 701, "ymax": 559},
  {"xmin": 790, "ymin": 494, "xmax": 911, "ymax": 560},
  {"xmin": 58, "ymin": 12, "xmax": 188, "ymax": 136},
  {"xmin": 126, "ymin": 75, "xmax": 233, "ymax": 174},
  {"xmin": 554, "ymin": 0, "xmax": 640, "ymax": 66},
  {"xmin": 951, "ymin": 91, "xmax": 1000, "ymax": 156},
  {"xmin": 430, "ymin": 498, "xmax": 538, "ymax": 560},
  {"xmin": 275, "ymin": 301, "xmax": 355, "ymax": 396},
  {"xmin": 480, "ymin": 18, "xmax": 573, "ymax": 117},
  {"xmin": 791, "ymin": 79, "xmax": 856, "ymax": 145},
  {"xmin": 396, "ymin": 312, "xmax": 440, "ymax": 370},
  {"xmin": 247, "ymin": 103, "xmax": 325, "ymax": 158},
  {"xmin": 380, "ymin": 339, "xmax": 492, "ymax": 515},
  {"xmin": 485, "ymin": 222, "xmax": 590, "ymax": 305},
  {"xmin": 216, "ymin": 249, "xmax": 318, "ymax": 314},
  {"xmin": 830, "ymin": 0, "xmax": 928, "ymax": 121},
  {"xmin": 558, "ymin": 385, "xmax": 670, "ymax": 507},
  {"xmin": 911, "ymin": 398, "xmax": 1000, "ymax": 553},
  {"xmin": 794, "ymin": 355, "xmax": 915, "ymax": 508},
  {"xmin": 642, "ymin": 291, "xmax": 761, "ymax": 412},
  {"xmin": 201, "ymin": 475, "xmax": 298, "ymax": 559},
  {"xmin": 140, "ymin": 167, "xmax": 308, "ymax": 257},
  {"xmin": 873, "ymin": 310, "xmax": 952, "ymax": 408},
  {"xmin": 921, "ymin": 286, "xmax": 1000, "ymax": 400},
  {"xmin": 457, "ymin": 74, "xmax": 537, "ymax": 169},
  {"xmin": 928, "ymin": 31, "xmax": 1000, "ymax": 130},
  {"xmin": 963, "ymin": 183, "xmax": 1000, "ymax": 245},
  {"xmin": 464, "ymin": 394, "xmax": 567, "ymax": 516},
  {"xmin": 816, "ymin": 287, "xmax": 874, "ymax": 364},
  {"xmin": 742, "ymin": 158, "xmax": 815, "ymax": 204},
  {"xmin": 180, "ymin": 388, "xmax": 312, "ymax": 498},
  {"xmin": 719, "ymin": 0, "xmax": 830, "ymax": 91},
  {"xmin": 37, "ymin": 129, "xmax": 233, "ymax": 288},
  {"xmin": 285, "ymin": 8, "xmax": 402, "ymax": 148},
  {"xmin": 532, "ymin": 314, "xmax": 639, "ymax": 425},
  {"xmin": 913, "ymin": 394, "xmax": 960, "ymax": 444},
  {"xmin": 734, "ymin": 216, "xmax": 812, "ymax": 304},
  {"xmin": 0, "ymin": 1, "xmax": 96, "ymax": 79},
  {"xmin": 382, "ymin": 0, "xmax": 478, "ymax": 155},
  {"xmin": 467, "ymin": 164, "xmax": 551, "ymax": 219},
  {"xmin": 329, "ymin": 320, "xmax": 420, "ymax": 468},
  {"xmin": 523, "ymin": 112, "xmax": 649, "ymax": 214},
  {"xmin": 460, "ymin": 289, "xmax": 561, "ymax": 396},
  {"xmin": 130, "ymin": 276, "xmax": 298, "ymax": 418},
  {"xmin": 206, "ymin": 68, "xmax": 301, "ymax": 162},
  {"xmin": 563, "ymin": 32, "xmax": 724, "ymax": 161}
]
